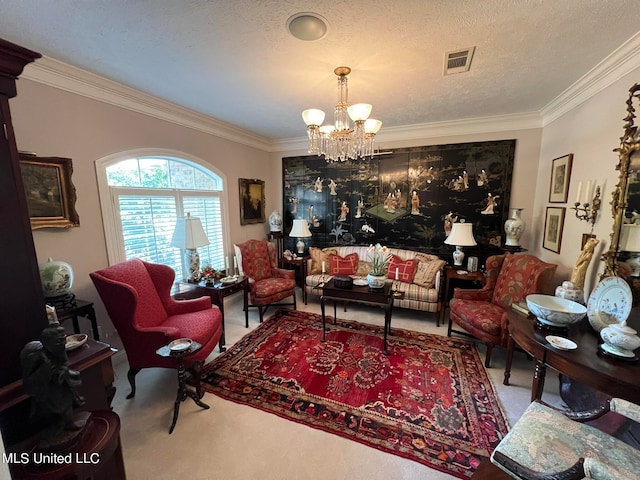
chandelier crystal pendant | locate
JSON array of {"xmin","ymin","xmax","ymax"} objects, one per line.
[{"xmin": 302, "ymin": 66, "xmax": 382, "ymax": 162}]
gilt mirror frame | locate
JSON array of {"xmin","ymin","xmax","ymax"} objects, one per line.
[{"xmin": 602, "ymin": 83, "xmax": 640, "ymax": 277}]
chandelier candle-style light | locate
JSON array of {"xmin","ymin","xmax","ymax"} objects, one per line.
[{"xmin": 302, "ymin": 66, "xmax": 382, "ymax": 162}]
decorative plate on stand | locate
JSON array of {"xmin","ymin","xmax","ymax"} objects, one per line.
[{"xmin": 586, "ymin": 276, "xmax": 632, "ymax": 331}]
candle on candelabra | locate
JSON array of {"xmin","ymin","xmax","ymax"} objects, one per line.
[
  {"xmin": 322, "ymin": 261, "xmax": 326, "ymax": 274},
  {"xmin": 225, "ymin": 256, "xmax": 229, "ymax": 273},
  {"xmin": 233, "ymin": 256, "xmax": 238, "ymax": 274},
  {"xmin": 395, "ymin": 267, "xmax": 399, "ymax": 280},
  {"xmin": 584, "ymin": 181, "xmax": 592, "ymax": 204},
  {"xmin": 575, "ymin": 181, "xmax": 582, "ymax": 204}
]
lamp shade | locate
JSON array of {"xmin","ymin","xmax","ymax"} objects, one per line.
[
  {"xmin": 444, "ymin": 222, "xmax": 477, "ymax": 247},
  {"xmin": 620, "ymin": 224, "xmax": 640, "ymax": 252},
  {"xmin": 302, "ymin": 109, "xmax": 325, "ymax": 126},
  {"xmin": 347, "ymin": 103, "xmax": 372, "ymax": 121},
  {"xmin": 289, "ymin": 219, "xmax": 312, "ymax": 238},
  {"xmin": 171, "ymin": 213, "xmax": 210, "ymax": 249}
]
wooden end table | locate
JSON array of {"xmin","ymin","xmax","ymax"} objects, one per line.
[
  {"xmin": 320, "ymin": 278, "xmax": 395, "ymax": 355},
  {"xmin": 504, "ymin": 310, "xmax": 640, "ymax": 404},
  {"xmin": 280, "ymin": 255, "xmax": 310, "ymax": 304},
  {"xmin": 439, "ymin": 266, "xmax": 485, "ymax": 327},
  {"xmin": 57, "ymin": 299, "xmax": 100, "ymax": 341},
  {"xmin": 156, "ymin": 341, "xmax": 209, "ymax": 434},
  {"xmin": 173, "ymin": 276, "xmax": 250, "ymax": 350}
]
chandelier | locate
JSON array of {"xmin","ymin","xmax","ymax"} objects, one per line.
[{"xmin": 302, "ymin": 66, "xmax": 382, "ymax": 162}]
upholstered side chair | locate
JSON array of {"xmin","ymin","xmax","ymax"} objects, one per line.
[
  {"xmin": 491, "ymin": 398, "xmax": 640, "ymax": 479},
  {"xmin": 235, "ymin": 239, "xmax": 297, "ymax": 324},
  {"xmin": 90, "ymin": 259, "xmax": 223, "ymax": 398},
  {"xmin": 448, "ymin": 253, "xmax": 557, "ymax": 367}
]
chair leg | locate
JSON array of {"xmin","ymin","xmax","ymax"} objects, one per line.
[
  {"xmin": 126, "ymin": 368, "xmax": 141, "ymax": 399},
  {"xmin": 258, "ymin": 306, "xmax": 264, "ymax": 322},
  {"xmin": 485, "ymin": 344, "xmax": 494, "ymax": 368},
  {"xmin": 293, "ymin": 292, "xmax": 297, "ymax": 310}
]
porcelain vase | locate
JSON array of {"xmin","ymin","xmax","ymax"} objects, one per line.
[
  {"xmin": 504, "ymin": 208, "xmax": 526, "ymax": 247},
  {"xmin": 39, "ymin": 257, "xmax": 74, "ymax": 297},
  {"xmin": 269, "ymin": 210, "xmax": 283, "ymax": 232},
  {"xmin": 367, "ymin": 273, "xmax": 386, "ymax": 290}
]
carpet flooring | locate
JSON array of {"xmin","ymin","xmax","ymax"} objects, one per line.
[{"xmin": 202, "ymin": 309, "xmax": 509, "ymax": 478}]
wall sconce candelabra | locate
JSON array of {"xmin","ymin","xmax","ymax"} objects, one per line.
[{"xmin": 571, "ymin": 184, "xmax": 601, "ymax": 227}]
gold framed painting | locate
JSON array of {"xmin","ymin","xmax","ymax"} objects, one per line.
[
  {"xmin": 239, "ymin": 178, "xmax": 265, "ymax": 225},
  {"xmin": 548, "ymin": 153, "xmax": 573, "ymax": 203},
  {"xmin": 543, "ymin": 206, "xmax": 565, "ymax": 253},
  {"xmin": 19, "ymin": 153, "xmax": 80, "ymax": 229}
]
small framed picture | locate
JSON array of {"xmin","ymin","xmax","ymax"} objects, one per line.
[
  {"xmin": 543, "ymin": 207, "xmax": 566, "ymax": 253},
  {"xmin": 19, "ymin": 153, "xmax": 80, "ymax": 229},
  {"xmin": 548, "ymin": 154, "xmax": 573, "ymax": 203},
  {"xmin": 239, "ymin": 178, "xmax": 265, "ymax": 225}
]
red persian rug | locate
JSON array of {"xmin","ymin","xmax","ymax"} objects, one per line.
[{"xmin": 201, "ymin": 309, "xmax": 508, "ymax": 478}]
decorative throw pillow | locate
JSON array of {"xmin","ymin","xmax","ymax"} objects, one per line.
[
  {"xmin": 356, "ymin": 260, "xmax": 371, "ymax": 276},
  {"xmin": 309, "ymin": 247, "xmax": 338, "ymax": 274},
  {"xmin": 329, "ymin": 253, "xmax": 359, "ymax": 275},
  {"xmin": 414, "ymin": 252, "xmax": 441, "ymax": 263},
  {"xmin": 413, "ymin": 259, "xmax": 446, "ymax": 288},
  {"xmin": 388, "ymin": 255, "xmax": 418, "ymax": 283}
]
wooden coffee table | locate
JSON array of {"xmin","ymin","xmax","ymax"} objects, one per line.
[{"xmin": 320, "ymin": 278, "xmax": 395, "ymax": 354}]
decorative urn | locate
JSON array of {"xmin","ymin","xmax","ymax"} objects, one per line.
[
  {"xmin": 504, "ymin": 208, "xmax": 525, "ymax": 247},
  {"xmin": 39, "ymin": 257, "xmax": 74, "ymax": 298},
  {"xmin": 268, "ymin": 210, "xmax": 283, "ymax": 232},
  {"xmin": 600, "ymin": 322, "xmax": 640, "ymax": 358},
  {"xmin": 555, "ymin": 281, "xmax": 585, "ymax": 305}
]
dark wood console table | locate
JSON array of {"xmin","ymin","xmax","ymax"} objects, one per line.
[{"xmin": 504, "ymin": 310, "xmax": 640, "ymax": 404}]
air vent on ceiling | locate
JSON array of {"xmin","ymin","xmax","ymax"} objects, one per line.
[{"xmin": 443, "ymin": 47, "xmax": 475, "ymax": 75}]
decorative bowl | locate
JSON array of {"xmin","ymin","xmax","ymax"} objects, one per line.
[{"xmin": 525, "ymin": 294, "xmax": 587, "ymax": 327}]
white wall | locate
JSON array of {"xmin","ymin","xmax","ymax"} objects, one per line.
[
  {"xmin": 533, "ymin": 66, "xmax": 640, "ymax": 297},
  {"xmin": 10, "ymin": 79, "xmax": 280, "ymax": 341}
]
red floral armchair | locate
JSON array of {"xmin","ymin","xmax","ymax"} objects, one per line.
[
  {"xmin": 90, "ymin": 259, "xmax": 223, "ymax": 398},
  {"xmin": 448, "ymin": 254, "xmax": 557, "ymax": 367},
  {"xmin": 235, "ymin": 239, "xmax": 296, "ymax": 323}
]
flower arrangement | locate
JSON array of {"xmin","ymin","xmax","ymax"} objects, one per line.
[
  {"xmin": 368, "ymin": 243, "xmax": 389, "ymax": 276},
  {"xmin": 200, "ymin": 264, "xmax": 220, "ymax": 283}
]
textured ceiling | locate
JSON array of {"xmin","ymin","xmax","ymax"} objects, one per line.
[{"xmin": 0, "ymin": 0, "xmax": 638, "ymax": 141}]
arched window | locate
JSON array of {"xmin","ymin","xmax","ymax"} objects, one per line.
[{"xmin": 96, "ymin": 150, "xmax": 229, "ymax": 281}]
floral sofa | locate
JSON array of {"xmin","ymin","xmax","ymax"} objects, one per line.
[{"xmin": 304, "ymin": 245, "xmax": 446, "ymax": 313}]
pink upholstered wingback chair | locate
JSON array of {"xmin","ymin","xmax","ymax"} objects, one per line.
[
  {"xmin": 235, "ymin": 239, "xmax": 296, "ymax": 323},
  {"xmin": 90, "ymin": 259, "xmax": 223, "ymax": 398},
  {"xmin": 448, "ymin": 254, "xmax": 557, "ymax": 367}
]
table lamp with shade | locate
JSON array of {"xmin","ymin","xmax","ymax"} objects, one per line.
[
  {"xmin": 171, "ymin": 212, "xmax": 210, "ymax": 282},
  {"xmin": 444, "ymin": 222, "xmax": 477, "ymax": 266},
  {"xmin": 289, "ymin": 219, "xmax": 312, "ymax": 255},
  {"xmin": 620, "ymin": 223, "xmax": 640, "ymax": 276}
]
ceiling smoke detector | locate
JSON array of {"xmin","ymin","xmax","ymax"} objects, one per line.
[{"xmin": 444, "ymin": 47, "xmax": 475, "ymax": 75}]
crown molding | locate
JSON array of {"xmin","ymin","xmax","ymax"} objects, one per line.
[
  {"xmin": 21, "ymin": 56, "xmax": 272, "ymax": 151},
  {"xmin": 540, "ymin": 31, "xmax": 640, "ymax": 126}
]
